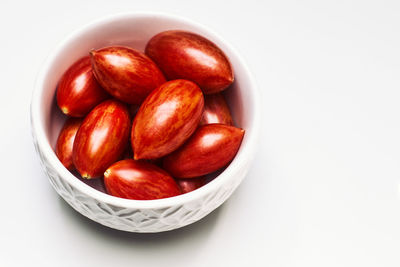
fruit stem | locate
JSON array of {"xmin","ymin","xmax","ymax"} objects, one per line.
[
  {"xmin": 104, "ymin": 169, "xmax": 111, "ymax": 177},
  {"xmin": 81, "ymin": 173, "xmax": 91, "ymax": 179}
]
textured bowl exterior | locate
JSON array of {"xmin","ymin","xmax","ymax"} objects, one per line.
[
  {"xmin": 32, "ymin": 133, "xmax": 250, "ymax": 232},
  {"xmin": 31, "ymin": 12, "xmax": 259, "ymax": 233}
]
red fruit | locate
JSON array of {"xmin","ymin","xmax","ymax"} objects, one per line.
[
  {"xmin": 145, "ymin": 30, "xmax": 234, "ymax": 94},
  {"xmin": 73, "ymin": 99, "xmax": 131, "ymax": 178},
  {"xmin": 132, "ymin": 79, "xmax": 204, "ymax": 160},
  {"xmin": 55, "ymin": 118, "xmax": 82, "ymax": 170},
  {"xmin": 90, "ymin": 46, "xmax": 166, "ymax": 105},
  {"xmin": 56, "ymin": 56, "xmax": 109, "ymax": 117},
  {"xmin": 177, "ymin": 177, "xmax": 207, "ymax": 194},
  {"xmin": 163, "ymin": 124, "xmax": 244, "ymax": 178},
  {"xmin": 104, "ymin": 159, "xmax": 181, "ymax": 200},
  {"xmin": 200, "ymin": 93, "xmax": 233, "ymax": 126}
]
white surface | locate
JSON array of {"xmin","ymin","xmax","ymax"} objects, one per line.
[{"xmin": 1, "ymin": 0, "xmax": 400, "ymax": 266}]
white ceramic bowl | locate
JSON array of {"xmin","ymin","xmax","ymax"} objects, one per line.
[{"xmin": 30, "ymin": 12, "xmax": 260, "ymax": 233}]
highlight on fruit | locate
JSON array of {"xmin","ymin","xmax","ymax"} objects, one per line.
[{"xmin": 54, "ymin": 30, "xmax": 244, "ymax": 200}]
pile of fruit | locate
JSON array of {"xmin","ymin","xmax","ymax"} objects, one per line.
[{"xmin": 55, "ymin": 30, "xmax": 244, "ymax": 200}]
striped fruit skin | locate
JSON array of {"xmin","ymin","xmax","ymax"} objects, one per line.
[
  {"xmin": 56, "ymin": 56, "xmax": 109, "ymax": 117},
  {"xmin": 131, "ymin": 79, "xmax": 204, "ymax": 160},
  {"xmin": 104, "ymin": 159, "xmax": 181, "ymax": 200},
  {"xmin": 163, "ymin": 124, "xmax": 245, "ymax": 178},
  {"xmin": 73, "ymin": 99, "xmax": 131, "ymax": 179},
  {"xmin": 200, "ymin": 93, "xmax": 233, "ymax": 126},
  {"xmin": 90, "ymin": 46, "xmax": 166, "ymax": 105},
  {"xmin": 145, "ymin": 30, "xmax": 234, "ymax": 94},
  {"xmin": 55, "ymin": 117, "xmax": 83, "ymax": 170}
]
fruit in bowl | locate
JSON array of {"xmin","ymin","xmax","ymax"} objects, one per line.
[
  {"xmin": 54, "ymin": 29, "xmax": 244, "ymax": 200},
  {"xmin": 31, "ymin": 13, "xmax": 259, "ymax": 233}
]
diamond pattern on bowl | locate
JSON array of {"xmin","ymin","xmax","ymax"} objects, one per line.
[{"xmin": 32, "ymin": 128, "xmax": 247, "ymax": 232}]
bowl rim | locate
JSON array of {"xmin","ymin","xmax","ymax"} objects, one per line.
[{"xmin": 31, "ymin": 11, "xmax": 260, "ymax": 210}]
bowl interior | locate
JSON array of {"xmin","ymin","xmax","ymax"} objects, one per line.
[{"xmin": 34, "ymin": 13, "xmax": 258, "ymax": 207}]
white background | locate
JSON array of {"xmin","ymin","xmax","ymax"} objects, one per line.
[{"xmin": 1, "ymin": 0, "xmax": 400, "ymax": 266}]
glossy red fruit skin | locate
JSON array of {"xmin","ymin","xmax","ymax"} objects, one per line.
[
  {"xmin": 145, "ymin": 30, "xmax": 234, "ymax": 94},
  {"xmin": 104, "ymin": 159, "xmax": 181, "ymax": 200},
  {"xmin": 177, "ymin": 177, "xmax": 206, "ymax": 194},
  {"xmin": 56, "ymin": 56, "xmax": 109, "ymax": 117},
  {"xmin": 132, "ymin": 79, "xmax": 204, "ymax": 160},
  {"xmin": 73, "ymin": 99, "xmax": 131, "ymax": 178},
  {"xmin": 90, "ymin": 46, "xmax": 166, "ymax": 105},
  {"xmin": 163, "ymin": 124, "xmax": 245, "ymax": 178},
  {"xmin": 200, "ymin": 93, "xmax": 233, "ymax": 126},
  {"xmin": 55, "ymin": 118, "xmax": 82, "ymax": 170}
]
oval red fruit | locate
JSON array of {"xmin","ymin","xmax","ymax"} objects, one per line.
[
  {"xmin": 73, "ymin": 99, "xmax": 131, "ymax": 178},
  {"xmin": 200, "ymin": 93, "xmax": 233, "ymax": 126},
  {"xmin": 145, "ymin": 30, "xmax": 234, "ymax": 94},
  {"xmin": 177, "ymin": 177, "xmax": 207, "ymax": 194},
  {"xmin": 163, "ymin": 124, "xmax": 244, "ymax": 178},
  {"xmin": 104, "ymin": 159, "xmax": 181, "ymax": 200},
  {"xmin": 90, "ymin": 46, "xmax": 166, "ymax": 104},
  {"xmin": 56, "ymin": 56, "xmax": 109, "ymax": 117},
  {"xmin": 55, "ymin": 118, "xmax": 82, "ymax": 170},
  {"xmin": 132, "ymin": 79, "xmax": 204, "ymax": 160}
]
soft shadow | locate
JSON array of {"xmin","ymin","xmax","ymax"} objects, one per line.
[{"xmin": 57, "ymin": 196, "xmax": 222, "ymax": 245}]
